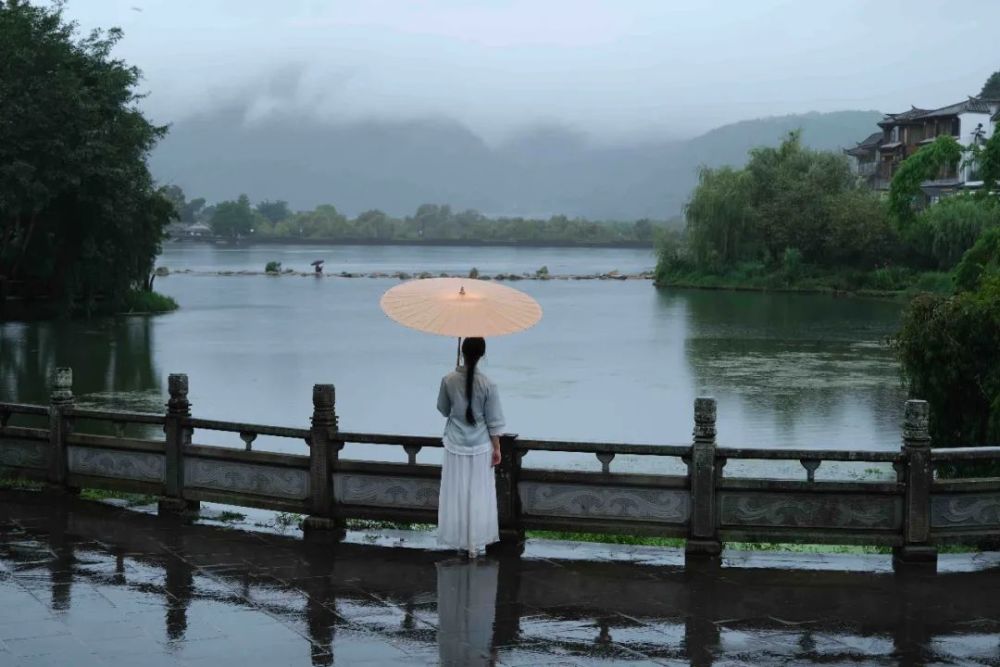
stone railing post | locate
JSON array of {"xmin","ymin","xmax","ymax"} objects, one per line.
[
  {"xmin": 47, "ymin": 367, "xmax": 74, "ymax": 489},
  {"xmin": 686, "ymin": 397, "xmax": 721, "ymax": 557},
  {"xmin": 495, "ymin": 433, "xmax": 523, "ymax": 551},
  {"xmin": 893, "ymin": 399, "xmax": 936, "ymax": 568},
  {"xmin": 160, "ymin": 373, "xmax": 198, "ymax": 515},
  {"xmin": 303, "ymin": 384, "xmax": 345, "ymax": 538}
]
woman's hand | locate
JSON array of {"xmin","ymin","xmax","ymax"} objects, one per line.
[{"xmin": 491, "ymin": 436, "xmax": 501, "ymax": 466}]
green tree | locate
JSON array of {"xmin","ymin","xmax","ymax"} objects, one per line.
[
  {"xmin": 210, "ymin": 194, "xmax": 255, "ymax": 239},
  {"xmin": 912, "ymin": 195, "xmax": 1000, "ymax": 270},
  {"xmin": 162, "ymin": 185, "xmax": 186, "ymax": 220},
  {"xmin": 975, "ymin": 119, "xmax": 1000, "ymax": 195},
  {"xmin": 670, "ymin": 132, "xmax": 886, "ymax": 273},
  {"xmin": 683, "ymin": 165, "xmax": 752, "ymax": 267},
  {"xmin": 981, "ymin": 70, "xmax": 1000, "ymax": 99},
  {"xmin": 181, "ymin": 197, "xmax": 206, "ymax": 223},
  {"xmin": 887, "ymin": 135, "xmax": 963, "ymax": 231},
  {"xmin": 355, "ymin": 209, "xmax": 393, "ymax": 240},
  {"xmin": 0, "ymin": 0, "xmax": 173, "ymax": 311},
  {"xmin": 954, "ymin": 226, "xmax": 1000, "ymax": 292},
  {"xmin": 896, "ymin": 272, "xmax": 1000, "ymax": 447},
  {"xmin": 633, "ymin": 219, "xmax": 654, "ymax": 242},
  {"xmin": 255, "ymin": 199, "xmax": 290, "ymax": 224}
]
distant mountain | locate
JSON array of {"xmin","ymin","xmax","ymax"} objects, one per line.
[{"xmin": 150, "ymin": 108, "xmax": 882, "ymax": 220}]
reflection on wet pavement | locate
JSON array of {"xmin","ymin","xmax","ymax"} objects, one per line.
[{"xmin": 1, "ymin": 491, "xmax": 999, "ymax": 666}]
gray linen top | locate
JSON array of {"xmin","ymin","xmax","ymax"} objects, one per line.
[{"xmin": 437, "ymin": 366, "xmax": 505, "ymax": 455}]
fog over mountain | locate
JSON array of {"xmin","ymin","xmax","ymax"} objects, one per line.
[
  {"xmin": 61, "ymin": 1, "xmax": 996, "ymax": 219},
  {"xmin": 151, "ymin": 108, "xmax": 882, "ymax": 220}
]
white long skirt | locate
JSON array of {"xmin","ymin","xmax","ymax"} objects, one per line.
[{"xmin": 437, "ymin": 449, "xmax": 499, "ymax": 552}]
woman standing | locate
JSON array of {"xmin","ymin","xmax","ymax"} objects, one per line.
[{"xmin": 436, "ymin": 337, "xmax": 504, "ymax": 557}]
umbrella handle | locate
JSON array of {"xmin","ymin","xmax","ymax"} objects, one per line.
[{"xmin": 456, "ymin": 337, "xmax": 462, "ymax": 368}]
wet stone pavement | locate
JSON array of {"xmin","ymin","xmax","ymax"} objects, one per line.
[{"xmin": 0, "ymin": 491, "xmax": 999, "ymax": 666}]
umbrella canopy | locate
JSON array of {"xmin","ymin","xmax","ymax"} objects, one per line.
[{"xmin": 380, "ymin": 277, "xmax": 542, "ymax": 338}]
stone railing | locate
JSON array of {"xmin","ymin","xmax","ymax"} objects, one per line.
[{"xmin": 2, "ymin": 368, "xmax": 999, "ymax": 571}]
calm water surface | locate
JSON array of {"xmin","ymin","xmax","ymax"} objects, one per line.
[{"xmin": 0, "ymin": 245, "xmax": 905, "ymax": 471}]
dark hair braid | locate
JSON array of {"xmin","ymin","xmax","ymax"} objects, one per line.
[{"xmin": 462, "ymin": 337, "xmax": 486, "ymax": 425}]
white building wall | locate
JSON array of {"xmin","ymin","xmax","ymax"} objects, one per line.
[
  {"xmin": 959, "ymin": 112, "xmax": 995, "ymax": 184},
  {"xmin": 960, "ymin": 112, "xmax": 993, "ymax": 145}
]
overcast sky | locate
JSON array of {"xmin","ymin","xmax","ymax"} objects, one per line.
[{"xmin": 63, "ymin": 0, "xmax": 1000, "ymax": 144}]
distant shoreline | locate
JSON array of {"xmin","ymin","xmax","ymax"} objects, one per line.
[
  {"xmin": 166, "ymin": 237, "xmax": 656, "ymax": 250},
  {"xmin": 159, "ymin": 268, "xmax": 656, "ymax": 281}
]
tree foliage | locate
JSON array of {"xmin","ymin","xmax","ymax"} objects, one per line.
[
  {"xmin": 895, "ymin": 151, "xmax": 1000, "ymax": 448},
  {"xmin": 887, "ymin": 135, "xmax": 963, "ymax": 230},
  {"xmin": 205, "ymin": 201, "xmax": 663, "ymax": 244},
  {"xmin": 896, "ymin": 272, "xmax": 1000, "ymax": 446},
  {"xmin": 981, "ymin": 70, "xmax": 1000, "ymax": 99},
  {"xmin": 954, "ymin": 226, "xmax": 1000, "ymax": 292},
  {"xmin": 909, "ymin": 195, "xmax": 1000, "ymax": 270},
  {"xmin": 0, "ymin": 0, "xmax": 172, "ymax": 311},
  {"xmin": 255, "ymin": 199, "xmax": 290, "ymax": 224},
  {"xmin": 668, "ymin": 132, "xmax": 894, "ymax": 275},
  {"xmin": 975, "ymin": 119, "xmax": 1000, "ymax": 195},
  {"xmin": 209, "ymin": 194, "xmax": 256, "ymax": 239}
]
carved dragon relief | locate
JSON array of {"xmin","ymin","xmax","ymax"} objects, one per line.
[
  {"xmin": 519, "ymin": 482, "xmax": 690, "ymax": 523},
  {"xmin": 931, "ymin": 494, "xmax": 1000, "ymax": 528},
  {"xmin": 68, "ymin": 446, "xmax": 165, "ymax": 482},
  {"xmin": 0, "ymin": 439, "xmax": 48, "ymax": 469},
  {"xmin": 184, "ymin": 458, "xmax": 308, "ymax": 499},
  {"xmin": 718, "ymin": 492, "xmax": 900, "ymax": 529},
  {"xmin": 334, "ymin": 473, "xmax": 440, "ymax": 509}
]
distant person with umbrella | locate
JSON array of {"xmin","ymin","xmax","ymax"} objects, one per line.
[
  {"xmin": 311, "ymin": 259, "xmax": 324, "ymax": 275},
  {"xmin": 380, "ymin": 278, "xmax": 542, "ymax": 558}
]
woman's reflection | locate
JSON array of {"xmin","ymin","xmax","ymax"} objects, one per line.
[{"xmin": 436, "ymin": 557, "xmax": 499, "ymax": 666}]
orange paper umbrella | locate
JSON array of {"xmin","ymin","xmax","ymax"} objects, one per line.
[{"xmin": 380, "ymin": 277, "xmax": 542, "ymax": 361}]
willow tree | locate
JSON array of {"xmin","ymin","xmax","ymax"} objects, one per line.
[
  {"xmin": 684, "ymin": 165, "xmax": 753, "ymax": 267},
  {"xmin": 670, "ymin": 132, "xmax": 890, "ymax": 275},
  {"xmin": 887, "ymin": 135, "xmax": 963, "ymax": 230},
  {"xmin": 0, "ymin": 0, "xmax": 173, "ymax": 312}
]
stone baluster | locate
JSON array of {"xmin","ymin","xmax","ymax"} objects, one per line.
[
  {"xmin": 686, "ymin": 397, "xmax": 721, "ymax": 557},
  {"xmin": 495, "ymin": 433, "xmax": 524, "ymax": 551},
  {"xmin": 303, "ymin": 383, "xmax": 345, "ymax": 539},
  {"xmin": 160, "ymin": 373, "xmax": 198, "ymax": 515},
  {"xmin": 47, "ymin": 367, "xmax": 74, "ymax": 489},
  {"xmin": 893, "ymin": 399, "xmax": 937, "ymax": 569}
]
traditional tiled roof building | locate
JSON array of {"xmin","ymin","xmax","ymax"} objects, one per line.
[{"xmin": 845, "ymin": 96, "xmax": 999, "ymax": 199}]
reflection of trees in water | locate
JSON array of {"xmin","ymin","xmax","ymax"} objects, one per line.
[
  {"xmin": 668, "ymin": 289, "xmax": 906, "ymax": 438},
  {"xmin": 0, "ymin": 317, "xmax": 161, "ymax": 433}
]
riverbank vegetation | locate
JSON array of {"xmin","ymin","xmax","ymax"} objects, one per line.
[
  {"xmin": 892, "ymin": 126, "xmax": 1000, "ymax": 453},
  {"xmin": 1, "ymin": 2, "xmax": 176, "ymax": 316},
  {"xmin": 655, "ymin": 117, "xmax": 1000, "ymax": 452},
  {"xmin": 655, "ymin": 129, "xmax": 1000, "ymax": 297},
  {"xmin": 166, "ymin": 187, "xmax": 670, "ymax": 246}
]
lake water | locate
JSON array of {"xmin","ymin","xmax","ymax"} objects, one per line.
[{"xmin": 0, "ymin": 244, "xmax": 906, "ymax": 473}]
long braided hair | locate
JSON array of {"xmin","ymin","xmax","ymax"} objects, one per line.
[{"xmin": 462, "ymin": 337, "xmax": 486, "ymax": 425}]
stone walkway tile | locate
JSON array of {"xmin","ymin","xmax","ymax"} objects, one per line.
[
  {"xmin": 494, "ymin": 645, "xmax": 587, "ymax": 666},
  {"xmin": 330, "ymin": 629, "xmax": 413, "ymax": 662},
  {"xmin": 12, "ymin": 654, "xmax": 110, "ymax": 667},
  {"xmin": 0, "ymin": 617, "xmax": 69, "ymax": 642},
  {"xmin": 69, "ymin": 620, "xmax": 153, "ymax": 642},
  {"xmin": 91, "ymin": 652, "xmax": 190, "ymax": 667},
  {"xmin": 6, "ymin": 632, "xmax": 94, "ymax": 659}
]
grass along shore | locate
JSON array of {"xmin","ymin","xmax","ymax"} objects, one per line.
[{"xmin": 654, "ymin": 263, "xmax": 954, "ymax": 298}]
